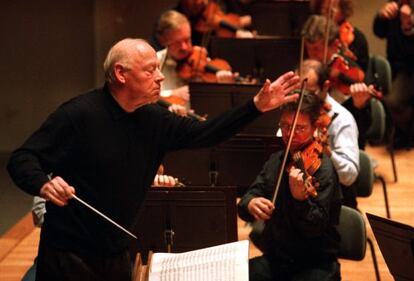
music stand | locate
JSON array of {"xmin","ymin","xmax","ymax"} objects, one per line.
[
  {"xmin": 366, "ymin": 213, "xmax": 414, "ymax": 280},
  {"xmin": 251, "ymin": 0, "xmax": 310, "ymax": 37},
  {"xmin": 129, "ymin": 187, "xmax": 238, "ymax": 264},
  {"xmin": 162, "ymin": 134, "xmax": 281, "ymax": 193},
  {"xmin": 189, "ymin": 82, "xmax": 282, "ymax": 135},
  {"xmin": 209, "ymin": 37, "xmax": 301, "ymax": 83}
]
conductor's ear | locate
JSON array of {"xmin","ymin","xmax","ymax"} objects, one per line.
[{"xmin": 113, "ymin": 64, "xmax": 128, "ymax": 84}]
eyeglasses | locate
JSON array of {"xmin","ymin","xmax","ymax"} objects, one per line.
[{"xmin": 279, "ymin": 123, "xmax": 310, "ymax": 134}]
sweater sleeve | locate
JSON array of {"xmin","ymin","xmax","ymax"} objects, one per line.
[
  {"xmin": 237, "ymin": 153, "xmax": 278, "ymax": 222},
  {"xmin": 165, "ymin": 99, "xmax": 262, "ymax": 151},
  {"xmin": 7, "ymin": 107, "xmax": 76, "ymax": 196},
  {"xmin": 373, "ymin": 13, "xmax": 389, "ymax": 39}
]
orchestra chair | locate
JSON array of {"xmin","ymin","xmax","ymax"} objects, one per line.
[
  {"xmin": 355, "ymin": 149, "xmax": 390, "ymax": 219},
  {"xmin": 365, "ymin": 54, "xmax": 398, "ymax": 183},
  {"xmin": 337, "ymin": 206, "xmax": 380, "ymax": 281}
]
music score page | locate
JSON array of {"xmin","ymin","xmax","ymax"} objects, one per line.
[{"xmin": 149, "ymin": 240, "xmax": 249, "ymax": 281}]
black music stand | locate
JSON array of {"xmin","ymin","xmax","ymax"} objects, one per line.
[
  {"xmin": 251, "ymin": 0, "xmax": 310, "ymax": 37},
  {"xmin": 130, "ymin": 187, "xmax": 238, "ymax": 264},
  {"xmin": 366, "ymin": 213, "xmax": 414, "ymax": 280},
  {"xmin": 189, "ymin": 82, "xmax": 281, "ymax": 135},
  {"xmin": 162, "ymin": 134, "xmax": 281, "ymax": 193},
  {"xmin": 209, "ymin": 37, "xmax": 301, "ymax": 83}
]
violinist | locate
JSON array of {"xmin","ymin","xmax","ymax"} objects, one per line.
[
  {"xmin": 302, "ymin": 14, "xmax": 373, "ymax": 149},
  {"xmin": 310, "ymin": 0, "xmax": 369, "ymax": 71},
  {"xmin": 155, "ymin": 10, "xmax": 236, "ymax": 109},
  {"xmin": 374, "ymin": 0, "xmax": 414, "ymax": 148},
  {"xmin": 238, "ymin": 93, "xmax": 342, "ymax": 281},
  {"xmin": 301, "ymin": 59, "xmax": 359, "ymax": 209},
  {"xmin": 176, "ymin": 0, "xmax": 254, "ymax": 46}
]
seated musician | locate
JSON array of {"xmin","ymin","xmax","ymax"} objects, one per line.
[
  {"xmin": 301, "ymin": 14, "xmax": 374, "ymax": 149},
  {"xmin": 301, "ymin": 59, "xmax": 359, "ymax": 208},
  {"xmin": 310, "ymin": 0, "xmax": 369, "ymax": 71},
  {"xmin": 238, "ymin": 92, "xmax": 342, "ymax": 281},
  {"xmin": 155, "ymin": 10, "xmax": 236, "ymax": 109},
  {"xmin": 176, "ymin": 0, "xmax": 254, "ymax": 46}
]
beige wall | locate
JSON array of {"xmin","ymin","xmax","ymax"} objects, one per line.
[
  {"xmin": 352, "ymin": 0, "xmax": 386, "ymax": 56},
  {"xmin": 0, "ymin": 0, "xmax": 176, "ymax": 152},
  {"xmin": 0, "ymin": 1, "xmax": 95, "ymax": 152}
]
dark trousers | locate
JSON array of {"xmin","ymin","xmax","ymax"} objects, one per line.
[
  {"xmin": 35, "ymin": 242, "xmax": 131, "ymax": 281},
  {"xmin": 249, "ymin": 256, "xmax": 341, "ymax": 281}
]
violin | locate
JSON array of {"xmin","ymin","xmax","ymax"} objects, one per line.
[
  {"xmin": 328, "ymin": 54, "xmax": 383, "ymax": 99},
  {"xmin": 176, "ymin": 45, "xmax": 232, "ymax": 82},
  {"xmin": 328, "ymin": 53, "xmax": 364, "ymax": 95},
  {"xmin": 181, "ymin": 0, "xmax": 243, "ymax": 38},
  {"xmin": 287, "ymin": 141, "xmax": 323, "ymax": 198}
]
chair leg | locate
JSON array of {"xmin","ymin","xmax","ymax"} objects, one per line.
[
  {"xmin": 375, "ymin": 174, "xmax": 391, "ymax": 218},
  {"xmin": 388, "ymin": 123, "xmax": 398, "ymax": 182},
  {"xmin": 367, "ymin": 238, "xmax": 381, "ymax": 281}
]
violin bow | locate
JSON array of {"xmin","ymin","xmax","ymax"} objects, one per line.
[
  {"xmin": 271, "ymin": 78, "xmax": 308, "ymax": 205},
  {"xmin": 299, "ymin": 35, "xmax": 305, "ymax": 78},
  {"xmin": 193, "ymin": 0, "xmax": 215, "ymax": 81},
  {"xmin": 323, "ymin": 0, "xmax": 336, "ymax": 65}
]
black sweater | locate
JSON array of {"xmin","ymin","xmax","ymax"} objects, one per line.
[
  {"xmin": 7, "ymin": 85, "xmax": 261, "ymax": 255},
  {"xmin": 373, "ymin": 11, "xmax": 414, "ymax": 76},
  {"xmin": 238, "ymin": 151, "xmax": 342, "ymax": 265}
]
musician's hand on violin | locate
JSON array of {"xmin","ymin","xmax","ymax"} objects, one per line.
[
  {"xmin": 349, "ymin": 83, "xmax": 372, "ymax": 109},
  {"xmin": 40, "ymin": 176, "xmax": 75, "ymax": 207},
  {"xmin": 247, "ymin": 197, "xmax": 274, "ymax": 221},
  {"xmin": 152, "ymin": 174, "xmax": 177, "ymax": 188},
  {"xmin": 379, "ymin": 2, "xmax": 399, "ymax": 19},
  {"xmin": 288, "ymin": 167, "xmax": 309, "ymax": 201},
  {"xmin": 216, "ymin": 70, "xmax": 235, "ymax": 83},
  {"xmin": 171, "ymin": 86, "xmax": 190, "ymax": 102},
  {"xmin": 239, "ymin": 15, "xmax": 252, "ymax": 27},
  {"xmin": 235, "ymin": 29, "xmax": 254, "ymax": 38},
  {"xmin": 253, "ymin": 72, "xmax": 300, "ymax": 112}
]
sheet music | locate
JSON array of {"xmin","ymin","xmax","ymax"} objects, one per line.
[{"xmin": 149, "ymin": 240, "xmax": 249, "ymax": 281}]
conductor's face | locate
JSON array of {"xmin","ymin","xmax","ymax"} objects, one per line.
[{"xmin": 124, "ymin": 43, "xmax": 165, "ymax": 104}]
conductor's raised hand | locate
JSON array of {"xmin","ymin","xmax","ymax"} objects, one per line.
[
  {"xmin": 40, "ymin": 176, "xmax": 75, "ymax": 207},
  {"xmin": 253, "ymin": 71, "xmax": 300, "ymax": 112}
]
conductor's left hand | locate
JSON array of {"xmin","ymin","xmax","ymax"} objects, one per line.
[{"xmin": 253, "ymin": 71, "xmax": 300, "ymax": 112}]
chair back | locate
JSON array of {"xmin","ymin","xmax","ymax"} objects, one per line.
[
  {"xmin": 365, "ymin": 54, "xmax": 392, "ymax": 96},
  {"xmin": 354, "ymin": 150, "xmax": 375, "ymax": 197},
  {"xmin": 337, "ymin": 206, "xmax": 367, "ymax": 260},
  {"xmin": 366, "ymin": 98, "xmax": 386, "ymax": 144}
]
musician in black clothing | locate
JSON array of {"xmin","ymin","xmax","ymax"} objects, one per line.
[
  {"xmin": 302, "ymin": 14, "xmax": 373, "ymax": 149},
  {"xmin": 310, "ymin": 0, "xmax": 370, "ymax": 71},
  {"xmin": 374, "ymin": 0, "xmax": 414, "ymax": 148},
  {"xmin": 238, "ymin": 93, "xmax": 342, "ymax": 281}
]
